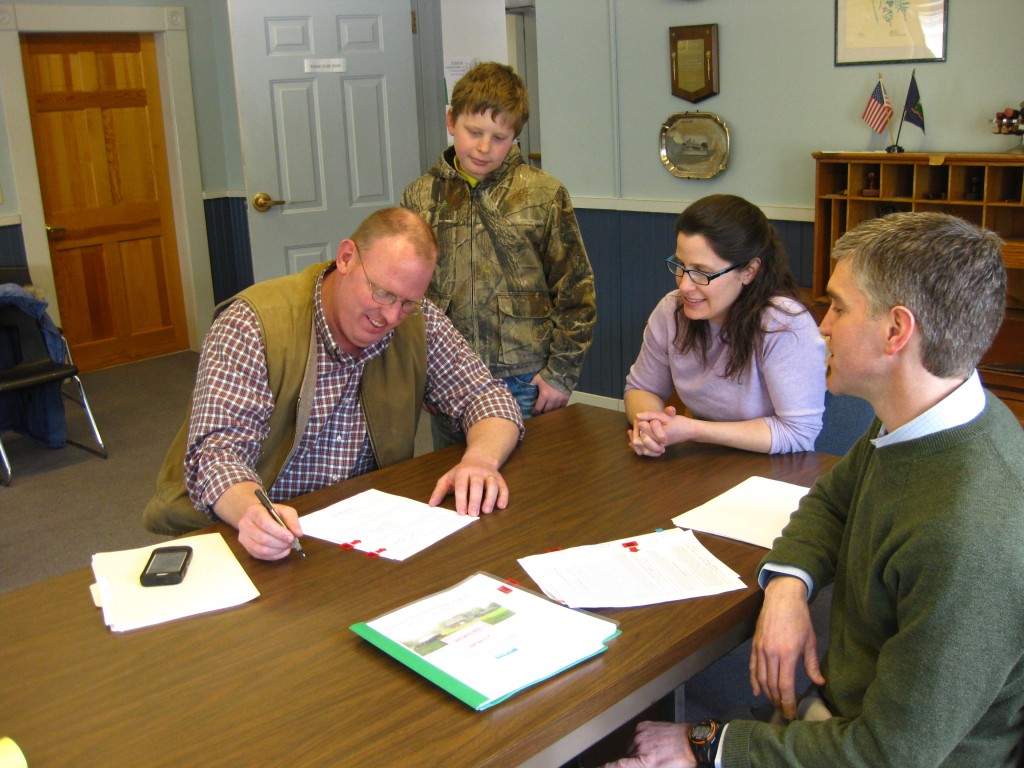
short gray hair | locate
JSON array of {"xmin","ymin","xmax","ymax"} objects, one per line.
[{"xmin": 832, "ymin": 212, "xmax": 1005, "ymax": 378}]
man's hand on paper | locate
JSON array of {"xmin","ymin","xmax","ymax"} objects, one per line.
[
  {"xmin": 749, "ymin": 575, "xmax": 825, "ymax": 720},
  {"xmin": 429, "ymin": 416, "xmax": 519, "ymax": 516},
  {"xmin": 237, "ymin": 501, "xmax": 303, "ymax": 560},
  {"xmin": 216, "ymin": 482, "xmax": 303, "ymax": 561},
  {"xmin": 430, "ymin": 460, "xmax": 508, "ymax": 517},
  {"xmin": 600, "ymin": 720, "xmax": 696, "ymax": 768}
]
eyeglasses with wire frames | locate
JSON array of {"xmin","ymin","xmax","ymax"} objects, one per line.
[
  {"xmin": 665, "ymin": 255, "xmax": 749, "ymax": 286},
  {"xmin": 353, "ymin": 245, "xmax": 423, "ymax": 315}
]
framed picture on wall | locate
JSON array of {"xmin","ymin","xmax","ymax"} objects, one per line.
[{"xmin": 835, "ymin": 0, "xmax": 947, "ymax": 66}]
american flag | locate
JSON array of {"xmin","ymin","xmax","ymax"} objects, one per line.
[{"xmin": 861, "ymin": 80, "xmax": 892, "ymax": 134}]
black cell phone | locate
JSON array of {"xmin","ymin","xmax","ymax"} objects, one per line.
[{"xmin": 140, "ymin": 545, "xmax": 193, "ymax": 587}]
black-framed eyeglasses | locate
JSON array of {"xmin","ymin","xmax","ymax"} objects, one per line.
[
  {"xmin": 665, "ymin": 255, "xmax": 748, "ymax": 286},
  {"xmin": 354, "ymin": 246, "xmax": 423, "ymax": 315}
]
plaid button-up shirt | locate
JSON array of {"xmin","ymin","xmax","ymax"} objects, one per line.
[{"xmin": 185, "ymin": 268, "xmax": 523, "ymax": 516}]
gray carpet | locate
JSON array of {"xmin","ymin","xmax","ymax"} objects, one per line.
[
  {"xmin": 0, "ymin": 352, "xmax": 198, "ymax": 593},
  {"xmin": 1, "ymin": 350, "xmax": 434, "ymax": 595}
]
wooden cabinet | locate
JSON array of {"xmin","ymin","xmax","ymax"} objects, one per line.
[{"xmin": 811, "ymin": 151, "xmax": 1024, "ymax": 422}]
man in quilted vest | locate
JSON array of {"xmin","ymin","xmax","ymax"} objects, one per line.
[{"xmin": 144, "ymin": 208, "xmax": 523, "ymax": 560}]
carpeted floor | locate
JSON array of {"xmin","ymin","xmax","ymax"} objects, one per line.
[
  {"xmin": 0, "ymin": 352, "xmax": 198, "ymax": 593},
  {"xmin": 0, "ymin": 350, "xmax": 435, "ymax": 595}
]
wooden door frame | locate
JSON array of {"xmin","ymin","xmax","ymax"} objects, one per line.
[{"xmin": 0, "ymin": 3, "xmax": 213, "ymax": 349}]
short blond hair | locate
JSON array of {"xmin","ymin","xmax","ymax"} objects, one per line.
[
  {"xmin": 351, "ymin": 208, "xmax": 437, "ymax": 266},
  {"xmin": 449, "ymin": 62, "xmax": 529, "ymax": 135}
]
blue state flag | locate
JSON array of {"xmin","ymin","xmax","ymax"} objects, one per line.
[{"xmin": 903, "ymin": 73, "xmax": 925, "ymax": 133}]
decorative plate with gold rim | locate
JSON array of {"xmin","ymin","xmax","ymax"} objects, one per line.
[{"xmin": 659, "ymin": 112, "xmax": 730, "ymax": 179}]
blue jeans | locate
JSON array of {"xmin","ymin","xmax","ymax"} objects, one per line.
[
  {"xmin": 429, "ymin": 372, "xmax": 538, "ymax": 450},
  {"xmin": 503, "ymin": 373, "xmax": 539, "ymax": 419}
]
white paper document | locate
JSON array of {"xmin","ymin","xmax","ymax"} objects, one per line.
[
  {"xmin": 298, "ymin": 488, "xmax": 476, "ymax": 561},
  {"xmin": 90, "ymin": 532, "xmax": 259, "ymax": 632},
  {"xmin": 671, "ymin": 475, "xmax": 810, "ymax": 549},
  {"xmin": 517, "ymin": 528, "xmax": 745, "ymax": 609}
]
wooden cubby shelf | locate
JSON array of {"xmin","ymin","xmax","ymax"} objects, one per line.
[{"xmin": 812, "ymin": 151, "xmax": 1024, "ymax": 424}]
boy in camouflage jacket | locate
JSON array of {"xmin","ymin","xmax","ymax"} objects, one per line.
[{"xmin": 401, "ymin": 62, "xmax": 596, "ymax": 447}]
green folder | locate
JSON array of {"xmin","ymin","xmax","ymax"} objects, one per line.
[{"xmin": 350, "ymin": 572, "xmax": 620, "ymax": 710}]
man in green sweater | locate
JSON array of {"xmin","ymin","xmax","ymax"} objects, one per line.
[{"xmin": 605, "ymin": 212, "xmax": 1024, "ymax": 767}]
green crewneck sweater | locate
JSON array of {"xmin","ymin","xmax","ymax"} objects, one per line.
[{"xmin": 724, "ymin": 391, "xmax": 1024, "ymax": 767}]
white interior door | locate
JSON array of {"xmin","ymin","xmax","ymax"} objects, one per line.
[{"xmin": 228, "ymin": 0, "xmax": 421, "ymax": 283}]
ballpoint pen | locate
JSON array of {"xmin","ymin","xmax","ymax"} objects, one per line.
[{"xmin": 254, "ymin": 487, "xmax": 306, "ymax": 558}]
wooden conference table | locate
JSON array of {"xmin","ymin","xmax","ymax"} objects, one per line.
[{"xmin": 0, "ymin": 404, "xmax": 837, "ymax": 767}]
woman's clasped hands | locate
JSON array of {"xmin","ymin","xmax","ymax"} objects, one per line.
[{"xmin": 629, "ymin": 405, "xmax": 681, "ymax": 457}]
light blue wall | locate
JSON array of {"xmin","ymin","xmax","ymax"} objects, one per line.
[
  {"xmin": 0, "ymin": 94, "xmax": 13, "ymax": 211},
  {"xmin": 182, "ymin": 0, "xmax": 243, "ymax": 194},
  {"xmin": 536, "ymin": 0, "xmax": 1024, "ymax": 213},
  {"xmin": 4, "ymin": 1, "xmax": 1023, "ymax": 219}
]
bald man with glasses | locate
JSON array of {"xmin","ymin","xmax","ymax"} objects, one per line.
[{"xmin": 143, "ymin": 208, "xmax": 523, "ymax": 560}]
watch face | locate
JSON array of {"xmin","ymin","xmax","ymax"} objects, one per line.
[{"xmin": 690, "ymin": 722, "xmax": 714, "ymax": 742}]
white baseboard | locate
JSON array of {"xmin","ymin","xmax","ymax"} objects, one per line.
[{"xmin": 568, "ymin": 391, "xmax": 624, "ymax": 412}]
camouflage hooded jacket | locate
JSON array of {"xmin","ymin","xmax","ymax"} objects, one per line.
[{"xmin": 401, "ymin": 144, "xmax": 596, "ymax": 394}]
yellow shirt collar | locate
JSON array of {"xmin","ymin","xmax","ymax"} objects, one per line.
[{"xmin": 452, "ymin": 155, "xmax": 480, "ymax": 188}]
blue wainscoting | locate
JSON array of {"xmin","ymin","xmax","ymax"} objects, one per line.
[
  {"xmin": 203, "ymin": 196, "xmax": 254, "ymax": 303},
  {"xmin": 0, "ymin": 225, "xmax": 27, "ymax": 264},
  {"xmin": 4, "ymin": 204, "xmax": 811, "ymax": 400},
  {"xmin": 574, "ymin": 209, "xmax": 814, "ymax": 400}
]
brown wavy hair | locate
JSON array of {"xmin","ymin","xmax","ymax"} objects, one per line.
[
  {"xmin": 449, "ymin": 62, "xmax": 529, "ymax": 135},
  {"xmin": 673, "ymin": 195, "xmax": 803, "ymax": 380}
]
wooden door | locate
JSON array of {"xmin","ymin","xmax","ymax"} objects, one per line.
[
  {"xmin": 20, "ymin": 32, "xmax": 189, "ymax": 372},
  {"xmin": 227, "ymin": 0, "xmax": 421, "ymax": 282}
]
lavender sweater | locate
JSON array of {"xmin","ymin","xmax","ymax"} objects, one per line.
[{"xmin": 625, "ymin": 292, "xmax": 826, "ymax": 453}]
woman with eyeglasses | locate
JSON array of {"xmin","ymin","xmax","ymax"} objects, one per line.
[{"xmin": 625, "ymin": 194, "xmax": 826, "ymax": 455}]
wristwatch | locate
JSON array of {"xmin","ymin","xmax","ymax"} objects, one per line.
[{"xmin": 688, "ymin": 718, "xmax": 722, "ymax": 768}]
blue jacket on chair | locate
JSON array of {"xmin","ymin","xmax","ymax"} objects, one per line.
[{"xmin": 0, "ymin": 283, "xmax": 68, "ymax": 448}]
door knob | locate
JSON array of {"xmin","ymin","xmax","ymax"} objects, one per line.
[
  {"xmin": 251, "ymin": 192, "xmax": 287, "ymax": 213},
  {"xmin": 45, "ymin": 225, "xmax": 67, "ymax": 239}
]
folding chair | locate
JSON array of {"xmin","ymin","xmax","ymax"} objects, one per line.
[{"xmin": 0, "ymin": 304, "xmax": 107, "ymax": 485}]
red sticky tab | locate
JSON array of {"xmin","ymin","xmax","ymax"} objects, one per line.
[
  {"xmin": 621, "ymin": 541, "xmax": 638, "ymax": 548},
  {"xmin": 340, "ymin": 542, "xmax": 354, "ymax": 550},
  {"xmin": 498, "ymin": 585, "xmax": 512, "ymax": 594},
  {"xmin": 365, "ymin": 547, "xmax": 386, "ymax": 558},
  {"xmin": 503, "ymin": 578, "xmax": 520, "ymax": 587},
  {"xmin": 546, "ymin": 547, "xmax": 563, "ymax": 552}
]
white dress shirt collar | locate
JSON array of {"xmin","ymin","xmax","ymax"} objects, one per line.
[{"xmin": 872, "ymin": 369, "xmax": 985, "ymax": 448}]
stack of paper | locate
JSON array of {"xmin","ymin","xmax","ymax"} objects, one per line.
[
  {"xmin": 90, "ymin": 533, "xmax": 259, "ymax": 632},
  {"xmin": 299, "ymin": 488, "xmax": 477, "ymax": 561},
  {"xmin": 351, "ymin": 572, "xmax": 620, "ymax": 710},
  {"xmin": 671, "ymin": 475, "xmax": 810, "ymax": 549},
  {"xmin": 518, "ymin": 528, "xmax": 745, "ymax": 608}
]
